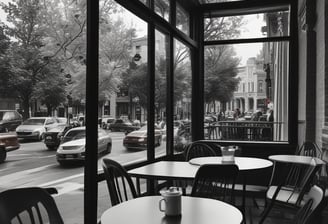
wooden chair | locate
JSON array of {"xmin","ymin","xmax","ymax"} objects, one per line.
[
  {"xmin": 191, "ymin": 164, "xmax": 239, "ymax": 205},
  {"xmin": 296, "ymin": 141, "xmax": 322, "ymax": 158},
  {"xmin": 0, "ymin": 187, "xmax": 64, "ymax": 224},
  {"xmin": 259, "ymin": 159, "xmax": 323, "ymax": 224},
  {"xmin": 184, "ymin": 141, "xmax": 218, "ymax": 161},
  {"xmin": 293, "ymin": 185, "xmax": 325, "ymax": 224},
  {"xmin": 102, "ymin": 158, "xmax": 138, "ymax": 206}
]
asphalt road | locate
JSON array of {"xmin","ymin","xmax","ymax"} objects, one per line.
[{"xmin": 0, "ymin": 130, "xmax": 166, "ymax": 224}]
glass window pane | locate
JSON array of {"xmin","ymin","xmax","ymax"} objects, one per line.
[
  {"xmin": 204, "ymin": 10, "xmax": 290, "ymax": 41},
  {"xmin": 174, "ymin": 40, "xmax": 192, "ymax": 153},
  {"xmin": 204, "ymin": 41, "xmax": 289, "ymax": 142},
  {"xmin": 155, "ymin": 0, "xmax": 170, "ymax": 21},
  {"xmin": 155, "ymin": 30, "xmax": 168, "ymax": 157},
  {"xmin": 176, "ymin": 3, "xmax": 190, "ymax": 36},
  {"xmin": 98, "ymin": 2, "xmax": 149, "ymax": 220}
]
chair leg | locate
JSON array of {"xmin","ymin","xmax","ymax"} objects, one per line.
[{"xmin": 258, "ymin": 200, "xmax": 275, "ymax": 224}]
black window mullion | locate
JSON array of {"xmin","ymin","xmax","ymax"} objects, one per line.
[
  {"xmin": 147, "ymin": 23, "xmax": 155, "ymax": 161},
  {"xmin": 192, "ymin": 10, "xmax": 204, "ymax": 141},
  {"xmin": 166, "ymin": 34, "xmax": 174, "ymax": 157},
  {"xmin": 85, "ymin": 0, "xmax": 99, "ymax": 223}
]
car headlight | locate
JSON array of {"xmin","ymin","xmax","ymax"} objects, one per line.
[
  {"xmin": 138, "ymin": 138, "xmax": 145, "ymax": 142},
  {"xmin": 57, "ymin": 146, "xmax": 63, "ymax": 152}
]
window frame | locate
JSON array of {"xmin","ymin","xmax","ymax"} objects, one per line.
[
  {"xmin": 200, "ymin": 0, "xmax": 298, "ymax": 144},
  {"xmin": 84, "ymin": 0, "xmax": 298, "ymax": 223}
]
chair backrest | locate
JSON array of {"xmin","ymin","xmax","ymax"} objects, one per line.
[
  {"xmin": 274, "ymin": 160, "xmax": 322, "ymax": 206},
  {"xmin": 191, "ymin": 164, "xmax": 239, "ymax": 204},
  {"xmin": 0, "ymin": 187, "xmax": 64, "ymax": 224},
  {"xmin": 102, "ymin": 158, "xmax": 138, "ymax": 206},
  {"xmin": 293, "ymin": 185, "xmax": 324, "ymax": 224},
  {"xmin": 296, "ymin": 141, "xmax": 322, "ymax": 158},
  {"xmin": 184, "ymin": 141, "xmax": 218, "ymax": 161}
]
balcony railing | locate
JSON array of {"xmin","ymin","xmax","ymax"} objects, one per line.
[{"xmin": 205, "ymin": 121, "xmax": 278, "ymax": 141}]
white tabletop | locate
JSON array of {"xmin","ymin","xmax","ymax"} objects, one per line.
[
  {"xmin": 268, "ymin": 155, "xmax": 325, "ymax": 166},
  {"xmin": 101, "ymin": 196, "xmax": 243, "ymax": 224},
  {"xmin": 129, "ymin": 161, "xmax": 199, "ymax": 180},
  {"xmin": 189, "ymin": 157, "xmax": 273, "ymax": 171}
]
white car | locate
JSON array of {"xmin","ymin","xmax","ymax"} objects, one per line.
[
  {"xmin": 56, "ymin": 127, "xmax": 112, "ymax": 165},
  {"xmin": 16, "ymin": 117, "xmax": 58, "ymax": 140}
]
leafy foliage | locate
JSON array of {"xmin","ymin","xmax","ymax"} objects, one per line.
[{"xmin": 204, "ymin": 45, "xmax": 240, "ymax": 103}]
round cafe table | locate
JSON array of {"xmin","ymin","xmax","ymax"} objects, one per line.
[
  {"xmin": 189, "ymin": 156, "xmax": 273, "ymax": 216},
  {"xmin": 101, "ymin": 196, "xmax": 243, "ymax": 224},
  {"xmin": 268, "ymin": 155, "xmax": 325, "ymax": 166}
]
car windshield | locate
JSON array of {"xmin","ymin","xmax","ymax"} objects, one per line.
[
  {"xmin": 22, "ymin": 119, "xmax": 45, "ymax": 125},
  {"xmin": 62, "ymin": 130, "xmax": 86, "ymax": 143},
  {"xmin": 56, "ymin": 118, "xmax": 67, "ymax": 123},
  {"xmin": 48, "ymin": 125, "xmax": 66, "ymax": 132},
  {"xmin": 0, "ymin": 112, "xmax": 4, "ymax": 120}
]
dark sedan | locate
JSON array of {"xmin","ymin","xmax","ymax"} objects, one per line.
[
  {"xmin": 0, "ymin": 132, "xmax": 20, "ymax": 163},
  {"xmin": 123, "ymin": 125, "xmax": 162, "ymax": 150},
  {"xmin": 108, "ymin": 119, "xmax": 140, "ymax": 133},
  {"xmin": 43, "ymin": 124, "xmax": 72, "ymax": 150}
]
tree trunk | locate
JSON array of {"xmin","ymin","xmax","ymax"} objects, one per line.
[
  {"xmin": 22, "ymin": 97, "xmax": 30, "ymax": 120},
  {"xmin": 47, "ymin": 104, "xmax": 52, "ymax": 117}
]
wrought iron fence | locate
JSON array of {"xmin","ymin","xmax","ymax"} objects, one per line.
[{"xmin": 205, "ymin": 121, "xmax": 277, "ymax": 141}]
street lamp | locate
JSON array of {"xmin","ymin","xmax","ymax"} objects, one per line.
[{"xmin": 132, "ymin": 96, "xmax": 140, "ymax": 121}]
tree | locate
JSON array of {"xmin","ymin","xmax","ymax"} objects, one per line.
[
  {"xmin": 205, "ymin": 45, "xmax": 240, "ymax": 104},
  {"xmin": 0, "ymin": 23, "xmax": 12, "ymax": 97},
  {"xmin": 33, "ymin": 67, "xmax": 67, "ymax": 116},
  {"xmin": 203, "ymin": 16, "xmax": 244, "ymax": 112},
  {"xmin": 0, "ymin": 0, "xmax": 63, "ymax": 119}
]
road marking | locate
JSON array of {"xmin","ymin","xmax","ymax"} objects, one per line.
[
  {"xmin": 38, "ymin": 173, "xmax": 85, "ymax": 187},
  {"xmin": 7, "ymin": 154, "xmax": 56, "ymax": 158},
  {"xmin": 49, "ymin": 182, "xmax": 84, "ymax": 196},
  {"xmin": 0, "ymin": 164, "xmax": 56, "ymax": 187}
]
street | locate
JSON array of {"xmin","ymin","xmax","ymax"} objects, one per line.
[{"xmin": 0, "ymin": 130, "xmax": 166, "ymax": 224}]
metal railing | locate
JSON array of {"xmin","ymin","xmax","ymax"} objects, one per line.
[{"xmin": 205, "ymin": 121, "xmax": 276, "ymax": 141}]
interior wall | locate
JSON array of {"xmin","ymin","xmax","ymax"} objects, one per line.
[
  {"xmin": 298, "ymin": 0, "xmax": 325, "ymax": 151},
  {"xmin": 298, "ymin": 0, "xmax": 307, "ymax": 147},
  {"xmin": 316, "ymin": 0, "xmax": 325, "ymax": 148}
]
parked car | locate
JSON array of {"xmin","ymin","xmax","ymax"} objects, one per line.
[
  {"xmin": 161, "ymin": 120, "xmax": 185, "ymax": 142},
  {"xmin": 56, "ymin": 117, "xmax": 68, "ymax": 124},
  {"xmin": 101, "ymin": 116, "xmax": 115, "ymax": 129},
  {"xmin": 108, "ymin": 119, "xmax": 140, "ymax": 133},
  {"xmin": 43, "ymin": 124, "xmax": 72, "ymax": 150},
  {"xmin": 0, "ymin": 110, "xmax": 23, "ymax": 133},
  {"xmin": 123, "ymin": 125, "xmax": 162, "ymax": 150},
  {"xmin": 0, "ymin": 132, "xmax": 20, "ymax": 163},
  {"xmin": 16, "ymin": 117, "xmax": 58, "ymax": 140},
  {"xmin": 56, "ymin": 127, "xmax": 112, "ymax": 165},
  {"xmin": 244, "ymin": 111, "xmax": 253, "ymax": 120}
]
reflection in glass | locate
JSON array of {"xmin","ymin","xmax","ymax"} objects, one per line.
[
  {"xmin": 155, "ymin": 0, "xmax": 170, "ymax": 21},
  {"xmin": 176, "ymin": 3, "xmax": 190, "ymax": 36},
  {"xmin": 204, "ymin": 42, "xmax": 289, "ymax": 142},
  {"xmin": 173, "ymin": 40, "xmax": 192, "ymax": 153},
  {"xmin": 204, "ymin": 10, "xmax": 290, "ymax": 41}
]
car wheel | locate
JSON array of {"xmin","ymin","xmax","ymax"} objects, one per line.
[
  {"xmin": 46, "ymin": 145, "xmax": 57, "ymax": 150},
  {"xmin": 39, "ymin": 133, "xmax": 44, "ymax": 141},
  {"xmin": 58, "ymin": 161, "xmax": 68, "ymax": 166},
  {"xmin": 0, "ymin": 146, "xmax": 6, "ymax": 163},
  {"xmin": 106, "ymin": 143, "xmax": 112, "ymax": 154}
]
